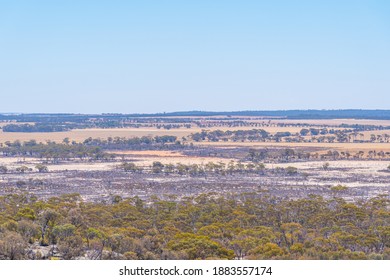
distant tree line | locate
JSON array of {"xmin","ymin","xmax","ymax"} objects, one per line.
[
  {"xmin": 2, "ymin": 124, "xmax": 71, "ymax": 133},
  {"xmin": 0, "ymin": 136, "xmax": 185, "ymax": 160},
  {"xmin": 190, "ymin": 129, "xmax": 270, "ymax": 142},
  {"xmin": 189, "ymin": 128, "xmax": 390, "ymax": 144},
  {"xmin": 83, "ymin": 136, "xmax": 183, "ymax": 150},
  {"xmin": 0, "ymin": 140, "xmax": 111, "ymax": 162},
  {"xmin": 119, "ymin": 161, "xmax": 271, "ymax": 176},
  {"xmin": 246, "ymin": 148, "xmax": 390, "ymax": 163}
]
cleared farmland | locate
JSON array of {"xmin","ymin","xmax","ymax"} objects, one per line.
[{"xmin": 0, "ymin": 116, "xmax": 389, "ymax": 202}]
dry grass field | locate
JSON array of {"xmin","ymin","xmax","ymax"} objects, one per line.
[
  {"xmin": 0, "ymin": 128, "xmax": 194, "ymax": 143},
  {"xmin": 0, "ymin": 126, "xmax": 318, "ymax": 143}
]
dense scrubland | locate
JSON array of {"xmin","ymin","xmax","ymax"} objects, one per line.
[{"xmin": 0, "ymin": 193, "xmax": 388, "ymax": 260}]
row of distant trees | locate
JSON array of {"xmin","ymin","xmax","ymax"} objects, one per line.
[
  {"xmin": 0, "ymin": 137, "xmax": 185, "ymax": 163},
  {"xmin": 0, "ymin": 141, "xmax": 111, "ymax": 163},
  {"xmin": 119, "ymin": 161, "xmax": 302, "ymax": 176},
  {"xmin": 189, "ymin": 128, "xmax": 390, "ymax": 144},
  {"xmin": 2, "ymin": 124, "xmax": 71, "ymax": 133},
  {"xmin": 0, "ymin": 164, "xmax": 48, "ymax": 174},
  {"xmin": 247, "ymin": 148, "xmax": 390, "ymax": 163}
]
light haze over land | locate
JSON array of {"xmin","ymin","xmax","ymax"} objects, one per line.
[{"xmin": 0, "ymin": 0, "xmax": 389, "ymax": 113}]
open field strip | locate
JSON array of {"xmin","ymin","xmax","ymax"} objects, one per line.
[
  {"xmin": 268, "ymin": 118, "xmax": 390, "ymax": 126},
  {"xmin": 361, "ymin": 129, "xmax": 390, "ymax": 137},
  {"xmin": 0, "ymin": 153, "xmax": 233, "ymax": 171},
  {"xmin": 198, "ymin": 141, "xmax": 390, "ymax": 153},
  {"xmin": 0, "ymin": 128, "xmax": 193, "ymax": 143}
]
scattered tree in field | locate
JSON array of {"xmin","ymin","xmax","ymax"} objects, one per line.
[
  {"xmin": 286, "ymin": 166, "xmax": 298, "ymax": 175},
  {"xmin": 16, "ymin": 166, "xmax": 31, "ymax": 174},
  {"xmin": 120, "ymin": 162, "xmax": 141, "ymax": 173},
  {"xmin": 0, "ymin": 165, "xmax": 7, "ymax": 174},
  {"xmin": 323, "ymin": 162, "xmax": 330, "ymax": 170},
  {"xmin": 152, "ymin": 161, "xmax": 164, "ymax": 173},
  {"xmin": 35, "ymin": 164, "xmax": 48, "ymax": 173},
  {"xmin": 330, "ymin": 184, "xmax": 348, "ymax": 192}
]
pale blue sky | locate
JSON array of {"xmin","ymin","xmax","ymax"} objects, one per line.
[{"xmin": 0, "ymin": 1, "xmax": 389, "ymax": 113}]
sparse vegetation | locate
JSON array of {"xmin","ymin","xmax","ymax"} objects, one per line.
[{"xmin": 323, "ymin": 162, "xmax": 330, "ymax": 170}]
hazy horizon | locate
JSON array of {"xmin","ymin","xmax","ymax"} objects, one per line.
[
  {"xmin": 3, "ymin": 108, "xmax": 390, "ymax": 116},
  {"xmin": 1, "ymin": 1, "xmax": 389, "ymax": 113}
]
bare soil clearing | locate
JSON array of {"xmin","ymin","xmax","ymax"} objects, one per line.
[{"xmin": 1, "ymin": 158, "xmax": 388, "ymax": 201}]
